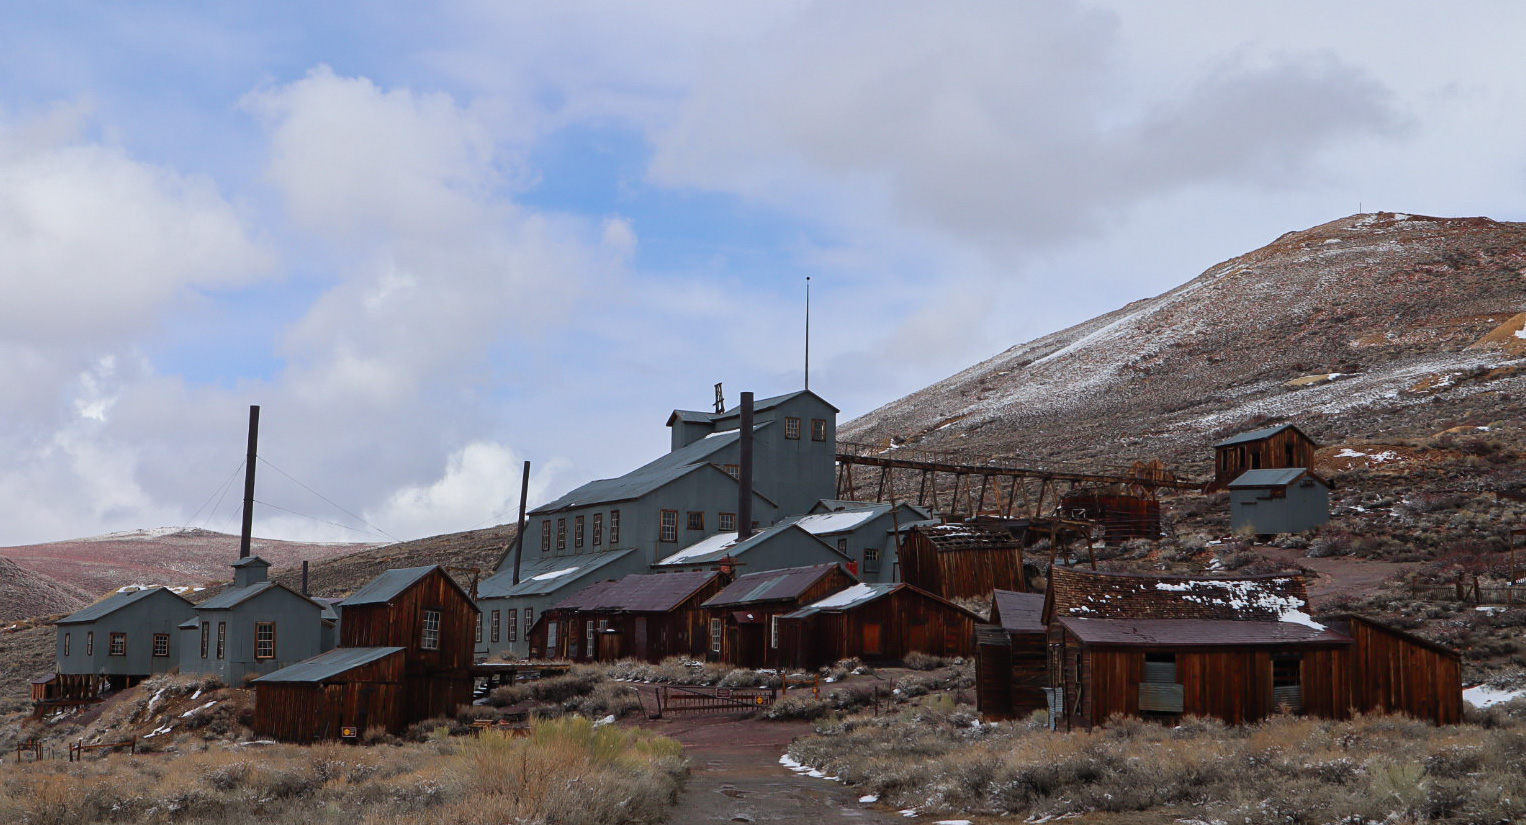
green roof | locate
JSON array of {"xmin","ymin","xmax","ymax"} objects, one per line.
[
  {"xmin": 478, "ymin": 549, "xmax": 637, "ymax": 599},
  {"xmin": 253, "ymin": 647, "xmax": 404, "ymax": 683},
  {"xmin": 59, "ymin": 587, "xmax": 190, "ymax": 625},
  {"xmin": 341, "ymin": 566, "xmax": 436, "ymax": 606}
]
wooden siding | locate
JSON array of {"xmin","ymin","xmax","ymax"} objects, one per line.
[
  {"xmin": 252, "ymin": 652, "xmax": 405, "ymax": 742},
  {"xmin": 1212, "ymin": 427, "xmax": 1317, "ymax": 490},
  {"xmin": 976, "ymin": 626, "xmax": 1048, "ymax": 720},
  {"xmin": 540, "ymin": 576, "xmax": 728, "ymax": 664},
  {"xmin": 1342, "ymin": 617, "xmax": 1462, "ymax": 724},
  {"xmin": 899, "ymin": 530, "xmax": 1025, "ymax": 601},
  {"xmin": 709, "ymin": 566, "xmax": 856, "ymax": 668},
  {"xmin": 782, "ymin": 588, "xmax": 978, "ymax": 669}
]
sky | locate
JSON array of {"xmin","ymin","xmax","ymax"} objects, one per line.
[{"xmin": 2, "ymin": 2, "xmax": 1524, "ymax": 547}]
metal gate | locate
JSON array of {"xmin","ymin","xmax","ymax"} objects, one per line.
[{"xmin": 655, "ymin": 685, "xmax": 778, "ymax": 715}]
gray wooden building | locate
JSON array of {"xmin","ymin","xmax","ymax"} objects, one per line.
[
  {"xmin": 55, "ymin": 587, "xmax": 196, "ymax": 690},
  {"xmin": 654, "ymin": 522, "xmax": 851, "ymax": 574},
  {"xmin": 792, "ymin": 500, "xmax": 936, "ymax": 583},
  {"xmin": 179, "ymin": 556, "xmax": 333, "ymax": 685},
  {"xmin": 475, "ymin": 549, "xmax": 637, "ymax": 659},
  {"xmin": 1228, "ymin": 468, "xmax": 1332, "ymax": 535}
]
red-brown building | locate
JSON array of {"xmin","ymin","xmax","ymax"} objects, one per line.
[
  {"xmin": 533, "ymin": 571, "xmax": 726, "ymax": 663},
  {"xmin": 1210, "ymin": 423, "xmax": 1318, "ymax": 491},
  {"xmin": 775, "ymin": 582, "xmax": 982, "ymax": 669},
  {"xmin": 975, "ymin": 589, "xmax": 1047, "ymax": 720},
  {"xmin": 898, "ymin": 523, "xmax": 1027, "ymax": 601},
  {"xmin": 701, "ymin": 563, "xmax": 857, "ymax": 668}
]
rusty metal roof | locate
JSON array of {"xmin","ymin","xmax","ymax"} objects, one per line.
[
  {"xmin": 1059, "ymin": 616, "xmax": 1350, "ymax": 647},
  {"xmin": 551, "ymin": 570, "xmax": 720, "ymax": 613},
  {"xmin": 992, "ymin": 589, "xmax": 1045, "ymax": 633},
  {"xmin": 1047, "ymin": 566, "xmax": 1311, "ymax": 623},
  {"xmin": 702, "ymin": 563, "xmax": 845, "ymax": 608}
]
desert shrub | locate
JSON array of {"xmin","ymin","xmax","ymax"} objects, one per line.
[
  {"xmin": 902, "ymin": 651, "xmax": 948, "ymax": 671},
  {"xmin": 528, "ymin": 665, "xmax": 606, "ymax": 702},
  {"xmin": 567, "ymin": 682, "xmax": 645, "ymax": 719},
  {"xmin": 761, "ymin": 694, "xmax": 830, "ymax": 720},
  {"xmin": 488, "ymin": 683, "xmax": 530, "ymax": 706}
]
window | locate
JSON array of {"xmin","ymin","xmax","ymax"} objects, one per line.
[
  {"xmin": 784, "ymin": 416, "xmax": 801, "ymax": 439},
  {"xmin": 710, "ymin": 618, "xmax": 723, "ymax": 653},
  {"xmin": 556, "ymin": 519, "xmax": 567, "ymax": 551},
  {"xmin": 255, "ymin": 622, "xmax": 276, "ymax": 659},
  {"xmin": 687, "ymin": 511, "xmax": 705, "ymax": 530},
  {"xmin": 525, "ymin": 608, "xmax": 533, "ymax": 633},
  {"xmin": 723, "ymin": 463, "xmax": 740, "ymax": 478},
  {"xmin": 837, "ymin": 537, "xmax": 849, "ymax": 554},
  {"xmin": 609, "ymin": 510, "xmax": 621, "ymax": 544},
  {"xmin": 586, "ymin": 620, "xmax": 596, "ymax": 659},
  {"xmin": 770, "ymin": 616, "xmax": 780, "ymax": 650},
  {"xmin": 811, "ymin": 419, "xmax": 828, "ymax": 441},
  {"xmin": 593, "ymin": 513, "xmax": 603, "ymax": 546},
  {"xmin": 475, "ymin": 616, "xmax": 483, "ymax": 645},
  {"xmin": 199, "ymin": 624, "xmax": 208, "ymax": 658},
  {"xmin": 153, "ymin": 633, "xmax": 170, "ymax": 657},
  {"xmin": 575, "ymin": 515, "xmax": 585, "ymax": 548},
  {"xmin": 547, "ymin": 621, "xmax": 559, "ymax": 654},
  {"xmin": 421, "ymin": 610, "xmax": 442, "ymax": 651},
  {"xmin": 508, "ymin": 609, "xmax": 519, "ymax": 642},
  {"xmin": 109, "ymin": 632, "xmax": 127, "ymax": 656},
  {"xmin": 63, "ymin": 633, "xmax": 71, "ymax": 657},
  {"xmin": 660, "ymin": 509, "xmax": 678, "ymax": 542},
  {"xmin": 87, "ymin": 632, "xmax": 94, "ymax": 656},
  {"xmin": 216, "ymin": 622, "xmax": 226, "ymax": 660},
  {"xmin": 1272, "ymin": 654, "xmax": 1304, "ymax": 712},
  {"xmin": 541, "ymin": 521, "xmax": 552, "ymax": 553},
  {"xmin": 491, "ymin": 610, "xmax": 501, "ymax": 643},
  {"xmin": 719, "ymin": 512, "xmax": 736, "ymax": 532}
]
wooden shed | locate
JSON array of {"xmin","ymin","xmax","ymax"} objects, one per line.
[
  {"xmin": 253, "ymin": 646, "xmax": 406, "ymax": 741},
  {"xmin": 975, "ymin": 589, "xmax": 1047, "ymax": 720},
  {"xmin": 776, "ymin": 582, "xmax": 981, "ymax": 669},
  {"xmin": 1210, "ymin": 423, "xmax": 1317, "ymax": 491},
  {"xmin": 334, "ymin": 566, "xmax": 480, "ymax": 725},
  {"xmin": 899, "ymin": 523, "xmax": 1027, "ymax": 601},
  {"xmin": 1059, "ymin": 490, "xmax": 1160, "ymax": 541},
  {"xmin": 701, "ymin": 563, "xmax": 857, "ymax": 668},
  {"xmin": 534, "ymin": 571, "xmax": 726, "ymax": 663}
]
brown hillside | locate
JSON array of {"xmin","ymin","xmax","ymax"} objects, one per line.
[
  {"xmin": 269, "ymin": 523, "xmax": 518, "ymax": 599},
  {"xmin": 0, "ymin": 558, "xmax": 88, "ymax": 624}
]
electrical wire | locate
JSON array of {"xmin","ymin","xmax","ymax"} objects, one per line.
[{"xmin": 255, "ymin": 456, "xmax": 403, "ymax": 543}]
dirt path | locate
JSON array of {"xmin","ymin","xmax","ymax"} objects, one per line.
[{"xmin": 1252, "ymin": 546, "xmax": 1419, "ymax": 606}]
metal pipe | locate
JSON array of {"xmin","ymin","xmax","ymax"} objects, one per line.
[
  {"xmin": 239, "ymin": 405, "xmax": 260, "ymax": 559},
  {"xmin": 511, "ymin": 461, "xmax": 531, "ymax": 585},
  {"xmin": 738, "ymin": 392, "xmax": 754, "ymax": 541}
]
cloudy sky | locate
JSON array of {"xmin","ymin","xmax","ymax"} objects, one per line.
[{"xmin": 2, "ymin": 2, "xmax": 1523, "ymax": 546}]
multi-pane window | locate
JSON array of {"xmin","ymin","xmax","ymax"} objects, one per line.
[
  {"xmin": 255, "ymin": 622, "xmax": 276, "ymax": 659},
  {"xmin": 593, "ymin": 513, "xmax": 603, "ymax": 546},
  {"xmin": 199, "ymin": 624, "xmax": 208, "ymax": 658},
  {"xmin": 108, "ymin": 632, "xmax": 126, "ymax": 656},
  {"xmin": 609, "ymin": 510, "xmax": 621, "ymax": 544},
  {"xmin": 490, "ymin": 610, "xmax": 501, "ymax": 643},
  {"xmin": 475, "ymin": 616, "xmax": 483, "ymax": 645},
  {"xmin": 508, "ymin": 609, "xmax": 519, "ymax": 642},
  {"xmin": 687, "ymin": 511, "xmax": 704, "ymax": 531},
  {"xmin": 710, "ymin": 618, "xmax": 723, "ymax": 653},
  {"xmin": 556, "ymin": 519, "xmax": 567, "ymax": 551},
  {"xmin": 837, "ymin": 537, "xmax": 849, "ymax": 554},
  {"xmin": 659, "ymin": 510, "xmax": 679, "ymax": 542},
  {"xmin": 864, "ymin": 547, "xmax": 881, "ymax": 563},
  {"xmin": 421, "ymin": 610, "xmax": 442, "ymax": 650},
  {"xmin": 574, "ymin": 515, "xmax": 585, "ymax": 548},
  {"xmin": 216, "ymin": 622, "xmax": 227, "ymax": 659},
  {"xmin": 784, "ymin": 416, "xmax": 801, "ymax": 439},
  {"xmin": 719, "ymin": 512, "xmax": 736, "ymax": 532},
  {"xmin": 547, "ymin": 621, "xmax": 559, "ymax": 655},
  {"xmin": 541, "ymin": 521, "xmax": 552, "ymax": 552},
  {"xmin": 152, "ymin": 633, "xmax": 170, "ymax": 657},
  {"xmin": 811, "ymin": 418, "xmax": 828, "ymax": 441},
  {"xmin": 525, "ymin": 608, "xmax": 533, "ymax": 634},
  {"xmin": 63, "ymin": 633, "xmax": 71, "ymax": 657},
  {"xmin": 723, "ymin": 463, "xmax": 740, "ymax": 478},
  {"xmin": 585, "ymin": 620, "xmax": 596, "ymax": 659},
  {"xmin": 86, "ymin": 632, "xmax": 94, "ymax": 656},
  {"xmin": 770, "ymin": 616, "xmax": 780, "ymax": 649}
]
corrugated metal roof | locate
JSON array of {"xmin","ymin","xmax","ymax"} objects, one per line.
[
  {"xmin": 1213, "ymin": 423, "xmax": 1301, "ymax": 448},
  {"xmin": 1058, "ymin": 617, "xmax": 1350, "ymax": 647},
  {"xmin": 992, "ymin": 589, "xmax": 1045, "ymax": 633},
  {"xmin": 341, "ymin": 566, "xmax": 436, "ymax": 606},
  {"xmin": 232, "ymin": 556, "xmax": 269, "ymax": 568},
  {"xmin": 58, "ymin": 587, "xmax": 187, "ymax": 624},
  {"xmin": 791, "ymin": 507, "xmax": 885, "ymax": 535},
  {"xmin": 253, "ymin": 646, "xmax": 405, "ymax": 683},
  {"xmin": 669, "ymin": 390, "xmax": 840, "ymax": 429},
  {"xmin": 552, "ymin": 571, "xmax": 720, "ymax": 613},
  {"xmin": 478, "ymin": 549, "xmax": 637, "ymax": 599},
  {"xmin": 655, "ymin": 523, "xmax": 847, "ymax": 567},
  {"xmin": 702, "ymin": 563, "xmax": 844, "ymax": 608},
  {"xmin": 1228, "ymin": 468, "xmax": 1327, "ymax": 488},
  {"xmin": 195, "ymin": 581, "xmax": 277, "ymax": 610},
  {"xmin": 782, "ymin": 582, "xmax": 902, "ymax": 618}
]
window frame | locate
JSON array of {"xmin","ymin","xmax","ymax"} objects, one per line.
[
  {"xmin": 784, "ymin": 416, "xmax": 801, "ymax": 439},
  {"xmin": 592, "ymin": 513, "xmax": 603, "ymax": 546},
  {"xmin": 63, "ymin": 633, "xmax": 71, "ymax": 657},
  {"xmin": 541, "ymin": 521, "xmax": 552, "ymax": 553},
  {"xmin": 87, "ymin": 631, "xmax": 94, "ymax": 656},
  {"xmin": 574, "ymin": 515, "xmax": 585, "ymax": 548},
  {"xmin": 710, "ymin": 618, "xmax": 723, "ymax": 653},
  {"xmin": 216, "ymin": 621, "xmax": 226, "ymax": 660},
  {"xmin": 609, "ymin": 510, "xmax": 621, "ymax": 544},
  {"xmin": 508, "ymin": 608, "xmax": 519, "ymax": 642},
  {"xmin": 421, "ymin": 609, "xmax": 442, "ymax": 651},
  {"xmin": 108, "ymin": 632, "xmax": 127, "ymax": 657},
  {"xmin": 255, "ymin": 622, "xmax": 277, "ymax": 659},
  {"xmin": 491, "ymin": 610, "xmax": 501, "ymax": 643},
  {"xmin": 770, "ymin": 616, "xmax": 780, "ymax": 650},
  {"xmin": 152, "ymin": 633, "xmax": 171, "ymax": 658},
  {"xmin": 718, "ymin": 512, "xmax": 736, "ymax": 532},
  {"xmin": 199, "ymin": 623, "xmax": 208, "ymax": 659},
  {"xmin": 723, "ymin": 463, "xmax": 740, "ymax": 478},
  {"xmin": 686, "ymin": 511, "xmax": 705, "ymax": 531},
  {"xmin": 811, "ymin": 418, "xmax": 828, "ymax": 441},
  {"xmin": 659, "ymin": 509, "xmax": 679, "ymax": 542},
  {"xmin": 556, "ymin": 518, "xmax": 567, "ymax": 551}
]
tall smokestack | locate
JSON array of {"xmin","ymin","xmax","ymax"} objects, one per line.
[
  {"xmin": 301, "ymin": 560, "xmax": 309, "ymax": 597},
  {"xmin": 738, "ymin": 392, "xmax": 754, "ymax": 541},
  {"xmin": 239, "ymin": 405, "xmax": 260, "ymax": 559}
]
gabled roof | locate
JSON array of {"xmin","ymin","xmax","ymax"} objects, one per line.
[
  {"xmin": 667, "ymin": 390, "xmax": 839, "ymax": 429},
  {"xmin": 702, "ymin": 563, "xmax": 849, "ymax": 608},
  {"xmin": 781, "ymin": 582, "xmax": 900, "ymax": 617},
  {"xmin": 1045, "ymin": 566, "xmax": 1312, "ymax": 624},
  {"xmin": 1228, "ymin": 468, "xmax": 1330, "ymax": 489},
  {"xmin": 1213, "ymin": 423, "xmax": 1311, "ymax": 448},
  {"xmin": 232, "ymin": 556, "xmax": 270, "ymax": 569},
  {"xmin": 991, "ymin": 589, "xmax": 1045, "ymax": 633},
  {"xmin": 530, "ymin": 425, "xmax": 777, "ymax": 515},
  {"xmin": 1058, "ymin": 617, "xmax": 1350, "ymax": 647},
  {"xmin": 195, "ymin": 581, "xmax": 323, "ymax": 612},
  {"xmin": 58, "ymin": 587, "xmax": 190, "ymax": 625},
  {"xmin": 790, "ymin": 507, "xmax": 885, "ymax": 536},
  {"xmin": 342, "ymin": 565, "xmax": 476, "ymax": 610},
  {"xmin": 478, "ymin": 549, "xmax": 637, "ymax": 599},
  {"xmin": 654, "ymin": 522, "xmax": 848, "ymax": 567},
  {"xmin": 253, "ymin": 646, "xmax": 404, "ymax": 683},
  {"xmin": 913, "ymin": 522, "xmax": 1023, "ymax": 551},
  {"xmin": 550, "ymin": 570, "xmax": 721, "ymax": 613}
]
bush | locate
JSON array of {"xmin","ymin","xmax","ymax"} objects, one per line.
[{"xmin": 902, "ymin": 651, "xmax": 948, "ymax": 671}]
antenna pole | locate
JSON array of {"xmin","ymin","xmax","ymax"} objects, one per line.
[
  {"xmin": 804, "ymin": 277, "xmax": 811, "ymax": 391},
  {"xmin": 239, "ymin": 405, "xmax": 260, "ymax": 559}
]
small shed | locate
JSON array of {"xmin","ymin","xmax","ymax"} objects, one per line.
[
  {"xmin": 776, "ymin": 582, "xmax": 981, "ymax": 669},
  {"xmin": 535, "ymin": 571, "xmax": 726, "ymax": 663},
  {"xmin": 55, "ymin": 587, "xmax": 196, "ymax": 691},
  {"xmin": 1228, "ymin": 468, "xmax": 1332, "ymax": 534},
  {"xmin": 701, "ymin": 563, "xmax": 858, "ymax": 668},
  {"xmin": 975, "ymin": 589, "xmax": 1047, "ymax": 720},
  {"xmin": 253, "ymin": 646, "xmax": 406, "ymax": 741},
  {"xmin": 1211, "ymin": 423, "xmax": 1317, "ymax": 491},
  {"xmin": 898, "ymin": 523, "xmax": 1027, "ymax": 601}
]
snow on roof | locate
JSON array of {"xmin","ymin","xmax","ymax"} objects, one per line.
[
  {"xmin": 803, "ymin": 582, "xmax": 884, "ymax": 610},
  {"xmin": 529, "ymin": 566, "xmax": 581, "ymax": 582},
  {"xmin": 793, "ymin": 509, "xmax": 879, "ymax": 535},
  {"xmin": 1465, "ymin": 684, "xmax": 1526, "ymax": 708},
  {"xmin": 1154, "ymin": 579, "xmax": 1316, "ymax": 626},
  {"xmin": 658, "ymin": 532, "xmax": 741, "ymax": 565}
]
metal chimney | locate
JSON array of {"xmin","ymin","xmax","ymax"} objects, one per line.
[
  {"xmin": 738, "ymin": 392, "xmax": 754, "ymax": 541},
  {"xmin": 239, "ymin": 405, "xmax": 260, "ymax": 559}
]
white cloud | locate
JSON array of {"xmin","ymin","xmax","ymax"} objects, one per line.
[{"xmin": 366, "ymin": 441, "xmax": 567, "ymax": 541}]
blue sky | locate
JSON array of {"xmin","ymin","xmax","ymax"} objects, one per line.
[{"xmin": 2, "ymin": 2, "xmax": 1525, "ymax": 546}]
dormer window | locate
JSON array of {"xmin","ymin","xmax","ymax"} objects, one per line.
[{"xmin": 784, "ymin": 416, "xmax": 801, "ymax": 439}]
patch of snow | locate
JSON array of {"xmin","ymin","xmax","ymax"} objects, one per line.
[
  {"xmin": 804, "ymin": 583, "xmax": 882, "ymax": 610},
  {"xmin": 180, "ymin": 700, "xmax": 218, "ymax": 718},
  {"xmin": 935, "ymin": 821, "xmax": 974, "ymax": 825},
  {"xmin": 793, "ymin": 509, "xmax": 880, "ymax": 535},
  {"xmin": 593, "ymin": 714, "xmax": 615, "ymax": 727},
  {"xmin": 1476, "ymin": 606, "xmax": 1506, "ymax": 615},
  {"xmin": 1279, "ymin": 609, "xmax": 1326, "ymax": 630},
  {"xmin": 189, "ymin": 688, "xmax": 202, "ymax": 701},
  {"xmin": 1154, "ymin": 579, "xmax": 1307, "ymax": 618},
  {"xmin": 860, "ymin": 795, "xmax": 880, "ymax": 804},
  {"xmin": 1465, "ymin": 685, "xmax": 1526, "ymax": 708},
  {"xmin": 657, "ymin": 532, "xmax": 740, "ymax": 565},
  {"xmin": 143, "ymin": 725, "xmax": 174, "ymax": 739},
  {"xmin": 900, "ymin": 810, "xmax": 919, "ymax": 817},
  {"xmin": 1335, "ymin": 448, "xmax": 1368, "ymax": 458},
  {"xmin": 529, "ymin": 566, "xmax": 581, "ymax": 582}
]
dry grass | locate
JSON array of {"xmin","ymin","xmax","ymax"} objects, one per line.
[
  {"xmin": 0, "ymin": 716, "xmax": 684, "ymax": 825},
  {"xmin": 788, "ymin": 707, "xmax": 1526, "ymax": 824}
]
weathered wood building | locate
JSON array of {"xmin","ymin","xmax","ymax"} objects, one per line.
[
  {"xmin": 975, "ymin": 589, "xmax": 1047, "ymax": 719},
  {"xmin": 1228, "ymin": 468, "xmax": 1332, "ymax": 535},
  {"xmin": 251, "ymin": 646, "xmax": 405, "ymax": 741},
  {"xmin": 1210, "ymin": 423, "xmax": 1317, "ymax": 491},
  {"xmin": 776, "ymin": 582, "xmax": 981, "ymax": 668},
  {"xmin": 1058, "ymin": 491, "xmax": 1160, "ymax": 541},
  {"xmin": 898, "ymin": 523, "xmax": 1027, "ymax": 601},
  {"xmin": 700, "ymin": 563, "xmax": 857, "ymax": 668},
  {"xmin": 1043, "ymin": 567, "xmax": 1462, "ymax": 728},
  {"xmin": 533, "ymin": 570, "xmax": 726, "ymax": 662}
]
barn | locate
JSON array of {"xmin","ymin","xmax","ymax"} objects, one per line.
[
  {"xmin": 1210, "ymin": 423, "xmax": 1318, "ymax": 491},
  {"xmin": 898, "ymin": 523, "xmax": 1028, "ymax": 601},
  {"xmin": 775, "ymin": 582, "xmax": 981, "ymax": 669}
]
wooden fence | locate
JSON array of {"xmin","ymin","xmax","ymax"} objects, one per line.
[{"xmin": 1412, "ymin": 575, "xmax": 1524, "ymax": 606}]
